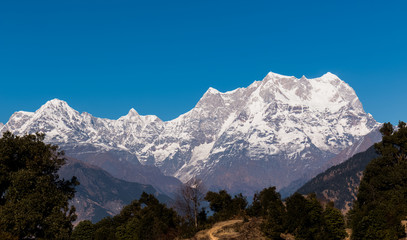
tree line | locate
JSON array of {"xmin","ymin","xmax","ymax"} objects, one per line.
[{"xmin": 71, "ymin": 186, "xmax": 347, "ymax": 240}]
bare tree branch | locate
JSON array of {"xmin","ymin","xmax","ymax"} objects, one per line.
[{"xmin": 173, "ymin": 177, "xmax": 206, "ymax": 228}]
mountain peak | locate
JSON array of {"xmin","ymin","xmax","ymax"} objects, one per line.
[
  {"xmin": 40, "ymin": 98, "xmax": 72, "ymax": 111},
  {"xmin": 321, "ymin": 72, "xmax": 339, "ymax": 80},
  {"xmin": 34, "ymin": 98, "xmax": 80, "ymax": 123},
  {"xmin": 205, "ymin": 87, "xmax": 220, "ymax": 95},
  {"xmin": 255, "ymin": 71, "xmax": 364, "ymax": 112},
  {"xmin": 45, "ymin": 98, "xmax": 68, "ymax": 105},
  {"xmin": 118, "ymin": 108, "xmax": 143, "ymax": 122},
  {"xmin": 264, "ymin": 71, "xmax": 294, "ymax": 81},
  {"xmin": 128, "ymin": 108, "xmax": 139, "ymax": 116}
]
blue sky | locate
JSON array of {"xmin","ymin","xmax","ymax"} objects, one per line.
[{"xmin": 1, "ymin": 0, "xmax": 406, "ymax": 124}]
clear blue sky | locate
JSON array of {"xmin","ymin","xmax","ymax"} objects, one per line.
[{"xmin": 1, "ymin": 0, "xmax": 406, "ymax": 124}]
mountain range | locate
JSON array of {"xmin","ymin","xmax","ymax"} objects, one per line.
[{"xmin": 0, "ymin": 72, "xmax": 381, "ymax": 198}]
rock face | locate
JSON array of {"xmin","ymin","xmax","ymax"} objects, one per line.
[{"xmin": 1, "ymin": 72, "xmax": 380, "ymax": 195}]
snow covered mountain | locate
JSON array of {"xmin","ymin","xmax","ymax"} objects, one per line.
[
  {"xmin": 1, "ymin": 72, "xmax": 380, "ymax": 195},
  {"xmin": 1, "ymin": 99, "xmax": 180, "ymax": 195}
]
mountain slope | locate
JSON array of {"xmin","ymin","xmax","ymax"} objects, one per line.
[
  {"xmin": 1, "ymin": 72, "xmax": 380, "ymax": 196},
  {"xmin": 152, "ymin": 72, "xmax": 379, "ymax": 194},
  {"xmin": 296, "ymin": 145, "xmax": 379, "ymax": 212},
  {"xmin": 59, "ymin": 158, "xmax": 171, "ymax": 223}
]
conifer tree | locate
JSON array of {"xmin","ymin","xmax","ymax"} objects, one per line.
[
  {"xmin": 252, "ymin": 187, "xmax": 286, "ymax": 240},
  {"xmin": 285, "ymin": 193, "xmax": 346, "ymax": 240},
  {"xmin": 321, "ymin": 202, "xmax": 347, "ymax": 240},
  {"xmin": 70, "ymin": 220, "xmax": 94, "ymax": 240},
  {"xmin": 205, "ymin": 190, "xmax": 233, "ymax": 221},
  {"xmin": 350, "ymin": 122, "xmax": 407, "ymax": 240},
  {"xmin": 77, "ymin": 192, "xmax": 181, "ymax": 240},
  {"xmin": 205, "ymin": 190, "xmax": 247, "ymax": 221},
  {"xmin": 0, "ymin": 132, "xmax": 78, "ymax": 239}
]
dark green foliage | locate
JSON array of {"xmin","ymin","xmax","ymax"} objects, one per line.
[
  {"xmin": 285, "ymin": 193, "xmax": 346, "ymax": 240},
  {"xmin": 72, "ymin": 192, "xmax": 180, "ymax": 240},
  {"xmin": 205, "ymin": 190, "xmax": 247, "ymax": 221},
  {"xmin": 322, "ymin": 202, "xmax": 347, "ymax": 240},
  {"xmin": 286, "ymin": 193, "xmax": 323, "ymax": 239},
  {"xmin": 349, "ymin": 122, "xmax": 407, "ymax": 240},
  {"xmin": 71, "ymin": 220, "xmax": 94, "ymax": 240},
  {"xmin": 231, "ymin": 193, "xmax": 248, "ymax": 216},
  {"xmin": 248, "ymin": 187, "xmax": 283, "ymax": 216},
  {"xmin": 0, "ymin": 132, "xmax": 78, "ymax": 239},
  {"xmin": 92, "ymin": 217, "xmax": 116, "ymax": 240},
  {"xmin": 296, "ymin": 145, "xmax": 379, "ymax": 210},
  {"xmin": 197, "ymin": 207, "xmax": 207, "ymax": 225},
  {"xmin": 205, "ymin": 190, "xmax": 233, "ymax": 221},
  {"xmin": 248, "ymin": 187, "xmax": 286, "ymax": 240},
  {"xmin": 247, "ymin": 187, "xmax": 346, "ymax": 240},
  {"xmin": 205, "ymin": 190, "xmax": 232, "ymax": 213},
  {"xmin": 285, "ymin": 193, "xmax": 308, "ymax": 234}
]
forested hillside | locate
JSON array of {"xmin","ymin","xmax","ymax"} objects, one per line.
[{"xmin": 297, "ymin": 146, "xmax": 378, "ymax": 211}]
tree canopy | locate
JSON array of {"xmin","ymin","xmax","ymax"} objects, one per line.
[
  {"xmin": 205, "ymin": 190, "xmax": 247, "ymax": 222},
  {"xmin": 285, "ymin": 193, "xmax": 346, "ymax": 240},
  {"xmin": 72, "ymin": 192, "xmax": 180, "ymax": 240},
  {"xmin": 0, "ymin": 132, "xmax": 79, "ymax": 239},
  {"xmin": 349, "ymin": 122, "xmax": 407, "ymax": 240},
  {"xmin": 246, "ymin": 187, "xmax": 286, "ymax": 239}
]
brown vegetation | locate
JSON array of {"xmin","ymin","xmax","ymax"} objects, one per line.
[{"xmin": 187, "ymin": 218, "xmax": 266, "ymax": 240}]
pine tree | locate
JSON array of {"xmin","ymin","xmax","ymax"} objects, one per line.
[
  {"xmin": 0, "ymin": 132, "xmax": 79, "ymax": 239},
  {"xmin": 204, "ymin": 190, "xmax": 247, "ymax": 221},
  {"xmin": 321, "ymin": 202, "xmax": 347, "ymax": 240},
  {"xmin": 231, "ymin": 193, "xmax": 248, "ymax": 216},
  {"xmin": 349, "ymin": 122, "xmax": 407, "ymax": 240},
  {"xmin": 88, "ymin": 192, "xmax": 180, "ymax": 240},
  {"xmin": 205, "ymin": 190, "xmax": 233, "ymax": 221},
  {"xmin": 285, "ymin": 193, "xmax": 346, "ymax": 240},
  {"xmin": 251, "ymin": 187, "xmax": 286, "ymax": 240},
  {"xmin": 71, "ymin": 220, "xmax": 94, "ymax": 240}
]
